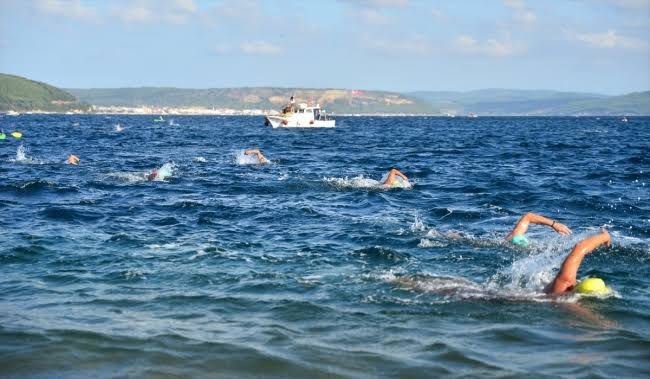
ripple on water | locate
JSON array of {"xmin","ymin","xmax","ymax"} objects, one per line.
[{"xmin": 1, "ymin": 115, "xmax": 649, "ymax": 378}]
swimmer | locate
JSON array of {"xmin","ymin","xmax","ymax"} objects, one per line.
[
  {"xmin": 545, "ymin": 228, "xmax": 612, "ymax": 295},
  {"xmin": 383, "ymin": 168, "xmax": 409, "ymax": 186},
  {"xmin": 505, "ymin": 212, "xmax": 572, "ymax": 247},
  {"xmin": 146, "ymin": 162, "xmax": 174, "ymax": 181},
  {"xmin": 66, "ymin": 154, "xmax": 80, "ymax": 165},
  {"xmin": 146, "ymin": 169, "xmax": 158, "ymax": 181},
  {"xmin": 244, "ymin": 148, "xmax": 269, "ymax": 164}
]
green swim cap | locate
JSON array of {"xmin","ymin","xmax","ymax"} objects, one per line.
[
  {"xmin": 511, "ymin": 235, "xmax": 529, "ymax": 247},
  {"xmin": 574, "ymin": 278, "xmax": 611, "ymax": 296}
]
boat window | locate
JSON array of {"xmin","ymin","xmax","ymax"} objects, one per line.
[{"xmin": 314, "ymin": 108, "xmax": 321, "ymax": 120}]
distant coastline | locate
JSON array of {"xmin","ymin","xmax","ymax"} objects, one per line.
[{"xmin": 2, "ymin": 73, "xmax": 649, "ymax": 116}]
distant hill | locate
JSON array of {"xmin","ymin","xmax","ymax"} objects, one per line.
[
  {"xmin": 0, "ymin": 73, "xmax": 90, "ymax": 112},
  {"xmin": 408, "ymin": 89, "xmax": 650, "ymax": 116},
  {"xmin": 4, "ymin": 73, "xmax": 646, "ymax": 115},
  {"xmin": 67, "ymin": 87, "xmax": 436, "ymax": 114},
  {"xmin": 69, "ymin": 86, "xmax": 650, "ymax": 115}
]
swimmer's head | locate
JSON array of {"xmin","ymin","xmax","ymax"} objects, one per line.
[
  {"xmin": 510, "ymin": 235, "xmax": 529, "ymax": 247},
  {"xmin": 574, "ymin": 277, "xmax": 611, "ymax": 296},
  {"xmin": 67, "ymin": 154, "xmax": 80, "ymax": 165}
]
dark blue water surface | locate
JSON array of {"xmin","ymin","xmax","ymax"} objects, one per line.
[{"xmin": 1, "ymin": 115, "xmax": 649, "ymax": 378}]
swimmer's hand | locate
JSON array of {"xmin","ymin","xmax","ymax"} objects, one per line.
[
  {"xmin": 600, "ymin": 228, "xmax": 612, "ymax": 247},
  {"xmin": 552, "ymin": 221, "xmax": 572, "ymax": 236}
]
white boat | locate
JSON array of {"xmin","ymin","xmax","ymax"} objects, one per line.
[
  {"xmin": 6, "ymin": 110, "xmax": 20, "ymax": 116},
  {"xmin": 264, "ymin": 103, "xmax": 335, "ymax": 128},
  {"xmin": 154, "ymin": 116, "xmax": 165, "ymax": 123},
  {"xmin": 622, "ymin": 116, "xmax": 628, "ymax": 122}
]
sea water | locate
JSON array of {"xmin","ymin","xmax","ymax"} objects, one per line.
[{"xmin": 0, "ymin": 115, "xmax": 648, "ymax": 378}]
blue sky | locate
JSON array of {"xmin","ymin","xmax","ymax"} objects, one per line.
[{"xmin": 0, "ymin": 0, "xmax": 648, "ymax": 94}]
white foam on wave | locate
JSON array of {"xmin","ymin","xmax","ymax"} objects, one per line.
[
  {"xmin": 324, "ymin": 173, "xmax": 412, "ymax": 190},
  {"xmin": 11, "ymin": 144, "xmax": 43, "ymax": 164},
  {"xmin": 418, "ymin": 239, "xmax": 447, "ymax": 248},
  {"xmin": 194, "ymin": 156, "xmax": 207, "ymax": 163},
  {"xmin": 146, "ymin": 243, "xmax": 179, "ymax": 250},
  {"xmin": 125, "ymin": 269, "xmax": 147, "ymax": 280},
  {"xmin": 106, "ymin": 172, "xmax": 147, "ymax": 183},
  {"xmin": 153, "ymin": 162, "xmax": 176, "ymax": 181},
  {"xmin": 410, "ymin": 212, "xmax": 427, "ymax": 232},
  {"xmin": 235, "ymin": 150, "xmax": 267, "ymax": 165},
  {"xmin": 387, "ymin": 272, "xmax": 566, "ymax": 303},
  {"xmin": 374, "ymin": 228, "xmax": 620, "ymax": 303},
  {"xmin": 323, "ymin": 175, "xmax": 382, "ymax": 189},
  {"xmin": 107, "ymin": 162, "xmax": 177, "ymax": 183}
]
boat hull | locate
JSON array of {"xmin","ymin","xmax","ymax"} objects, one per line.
[{"xmin": 265, "ymin": 115, "xmax": 335, "ymax": 128}]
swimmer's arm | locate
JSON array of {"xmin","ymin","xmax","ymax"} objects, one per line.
[
  {"xmin": 395, "ymin": 170, "xmax": 409, "ymax": 181},
  {"xmin": 546, "ymin": 230, "xmax": 611, "ymax": 294},
  {"xmin": 383, "ymin": 170, "xmax": 396, "ymax": 185},
  {"xmin": 245, "ymin": 149, "xmax": 268, "ymax": 164},
  {"xmin": 505, "ymin": 212, "xmax": 572, "ymax": 240},
  {"xmin": 383, "ymin": 169, "xmax": 408, "ymax": 184}
]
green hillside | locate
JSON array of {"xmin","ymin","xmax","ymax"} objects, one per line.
[
  {"xmin": 553, "ymin": 91, "xmax": 650, "ymax": 115},
  {"xmin": 409, "ymin": 89, "xmax": 649, "ymax": 115},
  {"xmin": 0, "ymin": 73, "xmax": 90, "ymax": 112},
  {"xmin": 67, "ymin": 87, "xmax": 436, "ymax": 114}
]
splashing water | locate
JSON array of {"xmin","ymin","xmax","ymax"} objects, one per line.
[
  {"xmin": 379, "ymin": 171, "xmax": 413, "ymax": 189},
  {"xmin": 152, "ymin": 162, "xmax": 176, "ymax": 181},
  {"xmin": 12, "ymin": 143, "xmax": 42, "ymax": 164},
  {"xmin": 108, "ymin": 162, "xmax": 177, "ymax": 183},
  {"xmin": 323, "ymin": 175, "xmax": 382, "ymax": 189},
  {"xmin": 235, "ymin": 150, "xmax": 264, "ymax": 165},
  {"xmin": 324, "ymin": 172, "xmax": 413, "ymax": 190},
  {"xmin": 15, "ymin": 143, "xmax": 26, "ymax": 161}
]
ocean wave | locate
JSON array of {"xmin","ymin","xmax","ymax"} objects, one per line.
[
  {"xmin": 10, "ymin": 144, "xmax": 44, "ymax": 164},
  {"xmin": 323, "ymin": 175, "xmax": 412, "ymax": 190},
  {"xmin": 41, "ymin": 206, "xmax": 104, "ymax": 222},
  {"xmin": 351, "ymin": 246, "xmax": 411, "ymax": 263}
]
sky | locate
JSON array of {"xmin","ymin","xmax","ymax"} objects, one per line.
[{"xmin": 0, "ymin": 0, "xmax": 648, "ymax": 95}]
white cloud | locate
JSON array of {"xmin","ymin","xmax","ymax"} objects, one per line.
[
  {"xmin": 454, "ymin": 35, "xmax": 523, "ymax": 57},
  {"xmin": 576, "ymin": 29, "xmax": 648, "ymax": 49},
  {"xmin": 116, "ymin": 5, "xmax": 152, "ymax": 23},
  {"xmin": 503, "ymin": 0, "xmax": 524, "ymax": 8},
  {"xmin": 173, "ymin": 0, "xmax": 196, "ymax": 13},
  {"xmin": 513, "ymin": 10, "xmax": 536, "ymax": 24},
  {"xmin": 358, "ymin": 8, "xmax": 390, "ymax": 25},
  {"xmin": 503, "ymin": 0, "xmax": 536, "ymax": 25},
  {"xmin": 431, "ymin": 8, "xmax": 442, "ymax": 19},
  {"xmin": 35, "ymin": 0, "xmax": 98, "ymax": 21},
  {"xmin": 214, "ymin": 43, "xmax": 232, "ymax": 54},
  {"xmin": 239, "ymin": 41, "xmax": 282, "ymax": 55},
  {"xmin": 114, "ymin": 0, "xmax": 197, "ymax": 24},
  {"xmin": 370, "ymin": 0, "xmax": 408, "ymax": 6},
  {"xmin": 364, "ymin": 36, "xmax": 432, "ymax": 55},
  {"xmin": 597, "ymin": 0, "xmax": 650, "ymax": 9},
  {"xmin": 339, "ymin": 0, "xmax": 409, "ymax": 8}
]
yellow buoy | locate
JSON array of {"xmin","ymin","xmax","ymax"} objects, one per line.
[{"xmin": 11, "ymin": 131, "xmax": 22, "ymax": 139}]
